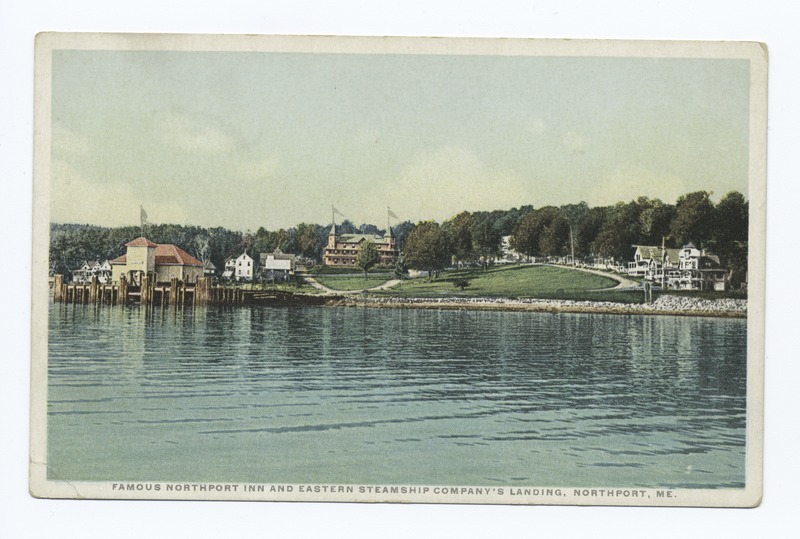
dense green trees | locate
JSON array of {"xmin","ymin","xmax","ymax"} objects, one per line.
[
  {"xmin": 470, "ymin": 215, "xmax": 502, "ymax": 270},
  {"xmin": 50, "ymin": 189, "xmax": 749, "ymax": 285},
  {"xmin": 671, "ymin": 191, "xmax": 715, "ymax": 247},
  {"xmin": 402, "ymin": 221, "xmax": 451, "ymax": 279},
  {"xmin": 441, "ymin": 211, "xmax": 474, "ymax": 267},
  {"xmin": 510, "ymin": 206, "xmax": 562, "ymax": 258}
]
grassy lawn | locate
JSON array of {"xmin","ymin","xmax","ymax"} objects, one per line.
[
  {"xmin": 312, "ymin": 274, "xmax": 394, "ymax": 291},
  {"xmin": 370, "ymin": 264, "xmax": 644, "ymax": 303},
  {"xmin": 305, "ymin": 265, "xmax": 395, "ymax": 275}
]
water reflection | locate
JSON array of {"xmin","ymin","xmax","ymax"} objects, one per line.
[{"xmin": 48, "ymin": 303, "xmax": 747, "ymax": 487}]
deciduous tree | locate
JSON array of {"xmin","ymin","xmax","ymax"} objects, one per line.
[
  {"xmin": 403, "ymin": 221, "xmax": 451, "ymax": 280},
  {"xmin": 356, "ymin": 240, "xmax": 380, "ymax": 279}
]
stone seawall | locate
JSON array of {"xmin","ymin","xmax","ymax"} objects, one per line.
[{"xmin": 331, "ymin": 295, "xmax": 747, "ymax": 318}]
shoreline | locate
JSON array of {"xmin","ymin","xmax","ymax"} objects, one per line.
[{"xmin": 329, "ymin": 295, "xmax": 747, "ymax": 319}]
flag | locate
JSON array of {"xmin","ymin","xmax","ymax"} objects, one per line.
[
  {"xmin": 388, "ymin": 208, "xmax": 399, "ymax": 220},
  {"xmin": 332, "ymin": 205, "xmax": 344, "ymax": 217},
  {"xmin": 140, "ymin": 206, "xmax": 148, "ymax": 226}
]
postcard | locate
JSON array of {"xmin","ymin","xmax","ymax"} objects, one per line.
[{"xmin": 30, "ymin": 33, "xmax": 766, "ymax": 506}]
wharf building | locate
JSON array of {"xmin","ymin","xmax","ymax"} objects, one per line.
[{"xmin": 110, "ymin": 237, "xmax": 204, "ymax": 286}]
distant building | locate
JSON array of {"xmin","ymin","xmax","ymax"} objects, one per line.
[
  {"xmin": 666, "ymin": 243, "xmax": 727, "ymax": 291},
  {"xmin": 222, "ymin": 252, "xmax": 255, "ymax": 282},
  {"xmin": 110, "ymin": 237, "xmax": 203, "ymax": 285},
  {"xmin": 323, "ymin": 224, "xmax": 398, "ymax": 267},
  {"xmin": 202, "ymin": 259, "xmax": 217, "ymax": 277},
  {"xmin": 498, "ymin": 236, "xmax": 528, "ymax": 264},
  {"xmin": 627, "ymin": 245, "xmax": 681, "ymax": 280},
  {"xmin": 71, "ymin": 260, "xmax": 112, "ymax": 284},
  {"xmin": 259, "ymin": 249, "xmax": 296, "ymax": 283}
]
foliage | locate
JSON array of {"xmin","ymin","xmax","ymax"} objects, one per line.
[
  {"xmin": 453, "ymin": 279, "xmax": 471, "ymax": 290},
  {"xmin": 392, "ymin": 220, "xmax": 416, "ymax": 250},
  {"xmin": 402, "ymin": 221, "xmax": 451, "ymax": 279},
  {"xmin": 355, "ymin": 240, "xmax": 380, "ymax": 278},
  {"xmin": 50, "ymin": 189, "xmax": 749, "ymax": 288},
  {"xmin": 510, "ymin": 206, "xmax": 562, "ymax": 257},
  {"xmin": 442, "ymin": 211, "xmax": 474, "ymax": 266},
  {"xmin": 471, "ymin": 214, "xmax": 502, "ymax": 269},
  {"xmin": 670, "ymin": 191, "xmax": 714, "ymax": 247},
  {"xmin": 594, "ymin": 201, "xmax": 641, "ymax": 261}
]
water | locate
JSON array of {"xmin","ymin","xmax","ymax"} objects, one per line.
[{"xmin": 47, "ymin": 303, "xmax": 746, "ymax": 488}]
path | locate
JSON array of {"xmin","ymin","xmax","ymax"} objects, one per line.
[
  {"xmin": 543, "ymin": 263, "xmax": 638, "ymax": 290},
  {"xmin": 296, "ymin": 266, "xmax": 402, "ymax": 295}
]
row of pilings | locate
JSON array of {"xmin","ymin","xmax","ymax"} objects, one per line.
[
  {"xmin": 52, "ymin": 274, "xmax": 250, "ymax": 308},
  {"xmin": 52, "ymin": 273, "xmax": 131, "ymax": 305}
]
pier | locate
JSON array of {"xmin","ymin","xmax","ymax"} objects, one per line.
[{"xmin": 52, "ymin": 274, "xmax": 334, "ymax": 308}]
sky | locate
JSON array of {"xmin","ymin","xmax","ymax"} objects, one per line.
[{"xmin": 49, "ymin": 48, "xmax": 751, "ymax": 231}]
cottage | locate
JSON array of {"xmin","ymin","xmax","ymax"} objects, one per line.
[
  {"xmin": 222, "ymin": 252, "xmax": 255, "ymax": 282},
  {"xmin": 71, "ymin": 260, "xmax": 112, "ymax": 284},
  {"xmin": 259, "ymin": 249, "xmax": 296, "ymax": 283},
  {"xmin": 666, "ymin": 243, "xmax": 727, "ymax": 291},
  {"xmin": 323, "ymin": 224, "xmax": 398, "ymax": 267},
  {"xmin": 110, "ymin": 237, "xmax": 203, "ymax": 285},
  {"xmin": 627, "ymin": 245, "xmax": 681, "ymax": 283}
]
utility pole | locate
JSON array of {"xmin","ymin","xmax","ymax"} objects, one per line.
[
  {"xmin": 570, "ymin": 225, "xmax": 576, "ymax": 266},
  {"xmin": 661, "ymin": 235, "xmax": 667, "ymax": 289}
]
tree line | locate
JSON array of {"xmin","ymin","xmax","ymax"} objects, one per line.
[
  {"xmin": 50, "ymin": 190, "xmax": 748, "ymax": 287},
  {"xmin": 400, "ymin": 191, "xmax": 748, "ymax": 286},
  {"xmin": 49, "ymin": 220, "xmax": 415, "ymax": 278}
]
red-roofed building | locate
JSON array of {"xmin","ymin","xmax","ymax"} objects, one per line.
[{"xmin": 110, "ymin": 237, "xmax": 204, "ymax": 285}]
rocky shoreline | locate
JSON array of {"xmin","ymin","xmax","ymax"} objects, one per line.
[{"xmin": 331, "ymin": 294, "xmax": 747, "ymax": 318}]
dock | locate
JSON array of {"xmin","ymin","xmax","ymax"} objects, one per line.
[{"xmin": 51, "ymin": 274, "xmax": 335, "ymax": 308}]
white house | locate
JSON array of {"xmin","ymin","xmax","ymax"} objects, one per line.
[
  {"xmin": 259, "ymin": 249, "xmax": 296, "ymax": 283},
  {"xmin": 666, "ymin": 243, "xmax": 727, "ymax": 291},
  {"xmin": 71, "ymin": 259, "xmax": 113, "ymax": 284},
  {"xmin": 627, "ymin": 245, "xmax": 681, "ymax": 283},
  {"xmin": 223, "ymin": 252, "xmax": 255, "ymax": 282},
  {"xmin": 498, "ymin": 236, "xmax": 529, "ymax": 264}
]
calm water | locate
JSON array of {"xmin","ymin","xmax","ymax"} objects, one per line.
[{"xmin": 47, "ymin": 303, "xmax": 746, "ymax": 488}]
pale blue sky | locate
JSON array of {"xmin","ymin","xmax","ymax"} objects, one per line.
[{"xmin": 50, "ymin": 50, "xmax": 750, "ymax": 230}]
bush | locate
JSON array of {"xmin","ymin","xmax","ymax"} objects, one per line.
[{"xmin": 453, "ymin": 279, "xmax": 471, "ymax": 290}]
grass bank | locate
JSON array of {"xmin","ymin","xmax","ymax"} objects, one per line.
[
  {"xmin": 305, "ymin": 265, "xmax": 395, "ymax": 275},
  {"xmin": 371, "ymin": 265, "xmax": 643, "ymax": 303}
]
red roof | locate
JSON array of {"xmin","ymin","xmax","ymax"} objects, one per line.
[
  {"xmin": 154, "ymin": 244, "xmax": 202, "ymax": 266},
  {"xmin": 110, "ymin": 240, "xmax": 202, "ymax": 267},
  {"xmin": 126, "ymin": 237, "xmax": 159, "ymax": 247}
]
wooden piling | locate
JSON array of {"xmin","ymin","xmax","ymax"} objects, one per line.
[
  {"xmin": 53, "ymin": 275, "xmax": 64, "ymax": 302},
  {"xmin": 141, "ymin": 273, "xmax": 152, "ymax": 304},
  {"xmin": 119, "ymin": 274, "xmax": 128, "ymax": 305},
  {"xmin": 89, "ymin": 276, "xmax": 98, "ymax": 304},
  {"xmin": 195, "ymin": 277, "xmax": 207, "ymax": 306}
]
